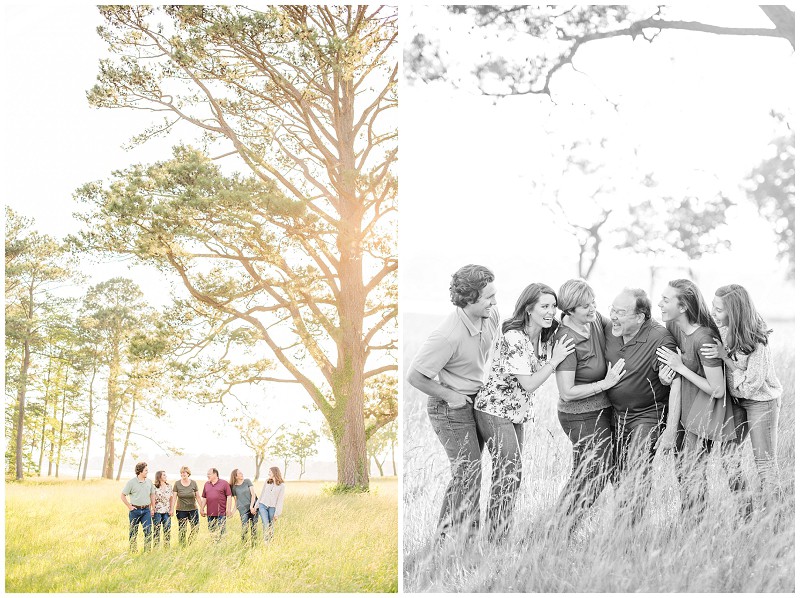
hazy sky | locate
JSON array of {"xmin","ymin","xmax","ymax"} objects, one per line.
[{"xmin": 400, "ymin": 5, "xmax": 795, "ymax": 319}]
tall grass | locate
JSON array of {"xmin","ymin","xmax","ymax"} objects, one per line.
[
  {"xmin": 5, "ymin": 478, "xmax": 397, "ymax": 592},
  {"xmin": 403, "ymin": 315, "xmax": 794, "ymax": 592}
]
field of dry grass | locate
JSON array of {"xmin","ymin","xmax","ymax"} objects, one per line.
[{"xmin": 403, "ymin": 313, "xmax": 794, "ymax": 592}]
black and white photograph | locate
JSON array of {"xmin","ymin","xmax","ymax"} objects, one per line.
[{"xmin": 401, "ymin": 5, "xmax": 794, "ymax": 593}]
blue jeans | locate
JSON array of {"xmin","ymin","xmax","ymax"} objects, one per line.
[
  {"xmin": 207, "ymin": 515, "xmax": 227, "ymax": 540},
  {"xmin": 258, "ymin": 504, "xmax": 276, "ymax": 541},
  {"xmin": 738, "ymin": 398, "xmax": 781, "ymax": 503},
  {"xmin": 474, "ymin": 409, "xmax": 524, "ymax": 541},
  {"xmin": 239, "ymin": 509, "xmax": 258, "ymax": 546},
  {"xmin": 557, "ymin": 407, "xmax": 615, "ymax": 520},
  {"xmin": 175, "ymin": 509, "xmax": 199, "ymax": 546},
  {"xmin": 427, "ymin": 397, "xmax": 485, "ymax": 537},
  {"xmin": 152, "ymin": 512, "xmax": 171, "ymax": 548},
  {"xmin": 128, "ymin": 507, "xmax": 152, "ymax": 552}
]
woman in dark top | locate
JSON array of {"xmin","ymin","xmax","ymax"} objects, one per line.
[
  {"xmin": 229, "ymin": 468, "xmax": 258, "ymax": 547},
  {"xmin": 554, "ymin": 279, "xmax": 626, "ymax": 526},
  {"xmin": 656, "ymin": 279, "xmax": 735, "ymax": 513},
  {"xmin": 171, "ymin": 465, "xmax": 202, "ymax": 546}
]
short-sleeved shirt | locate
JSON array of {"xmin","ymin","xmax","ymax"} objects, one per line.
[
  {"xmin": 122, "ymin": 477, "xmax": 155, "ymax": 506},
  {"xmin": 667, "ymin": 323, "xmax": 723, "ymax": 416},
  {"xmin": 410, "ymin": 306, "xmax": 499, "ymax": 395},
  {"xmin": 173, "ymin": 479, "xmax": 199, "ymax": 511},
  {"xmin": 474, "ymin": 328, "xmax": 553, "ymax": 423},
  {"xmin": 153, "ymin": 484, "xmax": 173, "ymax": 514},
  {"xmin": 231, "ymin": 479, "xmax": 254, "ymax": 515},
  {"xmin": 603, "ymin": 317, "xmax": 677, "ymax": 417},
  {"xmin": 556, "ymin": 317, "xmax": 612, "ymax": 414},
  {"xmin": 202, "ymin": 479, "xmax": 232, "ymax": 516}
]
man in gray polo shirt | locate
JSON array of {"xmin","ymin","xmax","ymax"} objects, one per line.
[
  {"xmin": 120, "ymin": 461, "xmax": 156, "ymax": 552},
  {"xmin": 407, "ymin": 264, "xmax": 499, "ymax": 539}
]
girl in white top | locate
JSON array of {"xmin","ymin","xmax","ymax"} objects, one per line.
[
  {"xmin": 257, "ymin": 466, "xmax": 286, "ymax": 542},
  {"xmin": 701, "ymin": 284, "xmax": 783, "ymax": 504}
]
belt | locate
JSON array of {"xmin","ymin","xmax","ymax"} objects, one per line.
[{"xmin": 132, "ymin": 504, "xmax": 150, "ymax": 509}]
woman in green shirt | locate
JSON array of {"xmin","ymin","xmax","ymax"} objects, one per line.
[{"xmin": 171, "ymin": 465, "xmax": 202, "ymax": 546}]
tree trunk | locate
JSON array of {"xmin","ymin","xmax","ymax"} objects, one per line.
[
  {"xmin": 254, "ymin": 453, "xmax": 263, "ymax": 481},
  {"xmin": 47, "ymin": 372, "xmax": 59, "ymax": 477},
  {"xmin": 55, "ymin": 370, "xmax": 68, "ymax": 478},
  {"xmin": 116, "ymin": 396, "xmax": 136, "ymax": 481},
  {"xmin": 37, "ymin": 350, "xmax": 54, "ymax": 476},
  {"xmin": 373, "ymin": 455, "xmax": 384, "ymax": 477},
  {"xmin": 82, "ymin": 362, "xmax": 97, "ymax": 481},
  {"xmin": 77, "ymin": 429, "xmax": 86, "ymax": 480},
  {"xmin": 14, "ymin": 332, "xmax": 32, "ymax": 480},
  {"xmin": 390, "ymin": 440, "xmax": 396, "ymax": 476},
  {"xmin": 103, "ymin": 347, "xmax": 121, "ymax": 479}
]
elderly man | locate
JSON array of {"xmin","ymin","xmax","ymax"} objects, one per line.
[
  {"xmin": 120, "ymin": 461, "xmax": 156, "ymax": 552},
  {"xmin": 407, "ymin": 264, "xmax": 499, "ymax": 540},
  {"xmin": 603, "ymin": 288, "xmax": 678, "ymax": 518},
  {"xmin": 201, "ymin": 467, "xmax": 232, "ymax": 541}
]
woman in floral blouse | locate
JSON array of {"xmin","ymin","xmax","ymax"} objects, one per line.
[
  {"xmin": 474, "ymin": 282, "xmax": 575, "ymax": 541},
  {"xmin": 701, "ymin": 284, "xmax": 783, "ymax": 505},
  {"xmin": 152, "ymin": 470, "xmax": 173, "ymax": 548}
]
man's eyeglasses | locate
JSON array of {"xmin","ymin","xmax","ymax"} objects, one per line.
[{"xmin": 609, "ymin": 306, "xmax": 632, "ymax": 317}]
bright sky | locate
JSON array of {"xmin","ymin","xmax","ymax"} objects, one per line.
[
  {"xmin": 1, "ymin": 5, "xmax": 334, "ymax": 465},
  {"xmin": 400, "ymin": 5, "xmax": 795, "ymax": 320}
]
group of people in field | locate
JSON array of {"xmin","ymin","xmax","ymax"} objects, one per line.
[
  {"xmin": 409, "ymin": 264, "xmax": 783, "ymax": 542},
  {"xmin": 120, "ymin": 463, "xmax": 286, "ymax": 552}
]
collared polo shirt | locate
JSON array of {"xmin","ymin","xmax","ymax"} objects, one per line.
[
  {"xmin": 556, "ymin": 317, "xmax": 612, "ymax": 414},
  {"xmin": 603, "ymin": 317, "xmax": 677, "ymax": 416},
  {"xmin": 203, "ymin": 479, "xmax": 232, "ymax": 516},
  {"xmin": 122, "ymin": 476, "xmax": 155, "ymax": 506},
  {"xmin": 410, "ymin": 306, "xmax": 499, "ymax": 395}
]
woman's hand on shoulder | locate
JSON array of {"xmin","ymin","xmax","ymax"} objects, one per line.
[
  {"xmin": 700, "ymin": 339, "xmax": 724, "ymax": 360},
  {"xmin": 551, "ymin": 334, "xmax": 575, "ymax": 364},
  {"xmin": 603, "ymin": 358, "xmax": 626, "ymax": 388}
]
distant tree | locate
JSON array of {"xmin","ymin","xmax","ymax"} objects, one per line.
[
  {"xmin": 233, "ymin": 415, "xmax": 283, "ymax": 480},
  {"xmin": 289, "ymin": 428, "xmax": 320, "ymax": 481},
  {"xmin": 79, "ymin": 278, "xmax": 151, "ymax": 479},
  {"xmin": 366, "ymin": 419, "xmax": 397, "ymax": 477},
  {"xmin": 745, "ymin": 113, "xmax": 795, "ymax": 278},
  {"xmin": 270, "ymin": 434, "xmax": 293, "ymax": 479},
  {"xmin": 4, "ymin": 209, "xmax": 75, "ymax": 480},
  {"xmin": 77, "ymin": 5, "xmax": 398, "ymax": 490},
  {"xmin": 617, "ymin": 176, "xmax": 733, "ymax": 295}
]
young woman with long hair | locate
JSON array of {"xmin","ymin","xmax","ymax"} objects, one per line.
[
  {"xmin": 473, "ymin": 282, "xmax": 575, "ymax": 541},
  {"xmin": 152, "ymin": 470, "xmax": 173, "ymax": 548},
  {"xmin": 700, "ymin": 284, "xmax": 783, "ymax": 505},
  {"xmin": 257, "ymin": 466, "xmax": 286, "ymax": 542},
  {"xmin": 656, "ymin": 279, "xmax": 735, "ymax": 512},
  {"xmin": 230, "ymin": 468, "xmax": 259, "ymax": 547}
]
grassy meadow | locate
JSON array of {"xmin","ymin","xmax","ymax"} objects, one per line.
[
  {"xmin": 5, "ymin": 477, "xmax": 397, "ymax": 593},
  {"xmin": 403, "ymin": 313, "xmax": 795, "ymax": 592}
]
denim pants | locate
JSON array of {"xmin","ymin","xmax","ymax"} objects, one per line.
[
  {"xmin": 175, "ymin": 509, "xmax": 199, "ymax": 546},
  {"xmin": 474, "ymin": 409, "xmax": 524, "ymax": 541},
  {"xmin": 258, "ymin": 504, "xmax": 276, "ymax": 541},
  {"xmin": 427, "ymin": 397, "xmax": 484, "ymax": 537},
  {"xmin": 738, "ymin": 398, "xmax": 781, "ymax": 503},
  {"xmin": 128, "ymin": 507, "xmax": 152, "ymax": 552},
  {"xmin": 239, "ymin": 509, "xmax": 258, "ymax": 546},
  {"xmin": 207, "ymin": 515, "xmax": 227, "ymax": 539},
  {"xmin": 557, "ymin": 407, "xmax": 614, "ymax": 520},
  {"xmin": 152, "ymin": 512, "xmax": 171, "ymax": 547}
]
